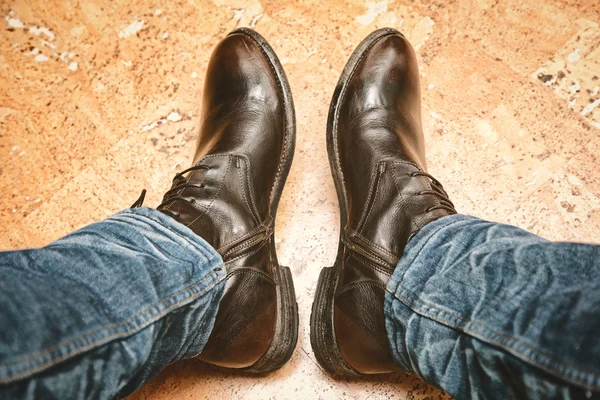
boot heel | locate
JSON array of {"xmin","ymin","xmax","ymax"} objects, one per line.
[
  {"xmin": 310, "ymin": 265, "xmax": 361, "ymax": 376},
  {"xmin": 246, "ymin": 265, "xmax": 299, "ymax": 374}
]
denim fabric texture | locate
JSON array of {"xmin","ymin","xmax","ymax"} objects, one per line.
[
  {"xmin": 0, "ymin": 208, "xmax": 225, "ymax": 400},
  {"xmin": 385, "ymin": 214, "xmax": 600, "ymax": 399},
  {"xmin": 2, "ymin": 207, "xmax": 600, "ymax": 399}
]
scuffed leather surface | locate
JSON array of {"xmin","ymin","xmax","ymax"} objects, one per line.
[
  {"xmin": 199, "ymin": 244, "xmax": 277, "ymax": 368},
  {"xmin": 160, "ymin": 32, "xmax": 286, "ymax": 368},
  {"xmin": 333, "ymin": 33, "xmax": 456, "ymax": 373},
  {"xmin": 194, "ymin": 32, "xmax": 284, "ymax": 218}
]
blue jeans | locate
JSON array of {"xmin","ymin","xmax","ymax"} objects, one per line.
[
  {"xmin": 0, "ymin": 208, "xmax": 225, "ymax": 399},
  {"xmin": 386, "ymin": 214, "xmax": 600, "ymax": 399},
  {"xmin": 1, "ymin": 210, "xmax": 599, "ymax": 399}
]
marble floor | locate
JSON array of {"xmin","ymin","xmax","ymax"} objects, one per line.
[{"xmin": 1, "ymin": 0, "xmax": 599, "ymax": 398}]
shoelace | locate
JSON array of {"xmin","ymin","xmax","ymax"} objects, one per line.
[
  {"xmin": 409, "ymin": 171, "xmax": 457, "ymax": 213},
  {"xmin": 130, "ymin": 164, "xmax": 211, "ymax": 218},
  {"xmin": 130, "ymin": 165, "xmax": 454, "ymax": 216}
]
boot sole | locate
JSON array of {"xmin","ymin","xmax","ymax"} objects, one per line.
[
  {"xmin": 228, "ymin": 27, "xmax": 299, "ymax": 374},
  {"xmin": 310, "ymin": 28, "xmax": 402, "ymax": 377}
]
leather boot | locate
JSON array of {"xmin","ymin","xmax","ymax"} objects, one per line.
[
  {"xmin": 310, "ymin": 28, "xmax": 456, "ymax": 375},
  {"xmin": 133, "ymin": 28, "xmax": 298, "ymax": 373}
]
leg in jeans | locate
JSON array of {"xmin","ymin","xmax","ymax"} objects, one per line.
[
  {"xmin": 385, "ymin": 214, "xmax": 600, "ymax": 399},
  {"xmin": 310, "ymin": 28, "xmax": 600, "ymax": 400},
  {"xmin": 0, "ymin": 208, "xmax": 225, "ymax": 399},
  {"xmin": 0, "ymin": 27, "xmax": 299, "ymax": 399}
]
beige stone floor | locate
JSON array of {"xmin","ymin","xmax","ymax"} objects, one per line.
[{"xmin": 1, "ymin": 0, "xmax": 599, "ymax": 398}]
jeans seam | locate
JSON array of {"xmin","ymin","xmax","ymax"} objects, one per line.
[
  {"xmin": 389, "ymin": 284, "xmax": 599, "ymax": 390},
  {"xmin": 0, "ymin": 267, "xmax": 225, "ymax": 384},
  {"xmin": 383, "ymin": 291, "xmax": 416, "ymax": 375},
  {"xmin": 385, "ymin": 215, "xmax": 467, "ymax": 377}
]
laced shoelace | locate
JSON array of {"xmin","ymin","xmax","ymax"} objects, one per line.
[
  {"xmin": 130, "ymin": 164, "xmax": 211, "ymax": 218},
  {"xmin": 409, "ymin": 171, "xmax": 456, "ymax": 213}
]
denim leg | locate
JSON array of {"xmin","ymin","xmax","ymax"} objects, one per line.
[
  {"xmin": 385, "ymin": 214, "xmax": 600, "ymax": 399},
  {"xmin": 0, "ymin": 208, "xmax": 226, "ymax": 400}
]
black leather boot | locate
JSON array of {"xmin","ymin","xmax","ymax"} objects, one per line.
[
  {"xmin": 310, "ymin": 28, "xmax": 456, "ymax": 375},
  {"xmin": 134, "ymin": 28, "xmax": 298, "ymax": 373}
]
